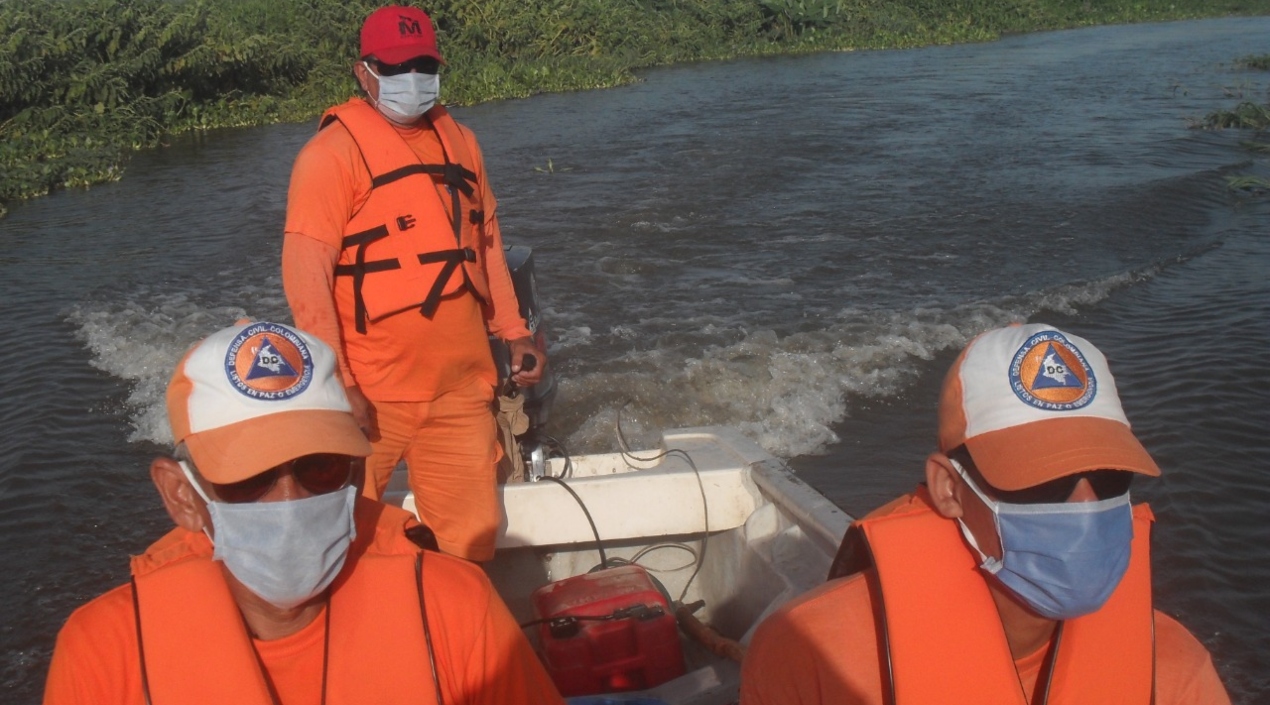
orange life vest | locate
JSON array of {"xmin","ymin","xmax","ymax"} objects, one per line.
[
  {"xmin": 129, "ymin": 499, "xmax": 445, "ymax": 704},
  {"xmin": 853, "ymin": 488, "xmax": 1156, "ymax": 705},
  {"xmin": 320, "ymin": 99, "xmax": 493, "ymax": 334}
]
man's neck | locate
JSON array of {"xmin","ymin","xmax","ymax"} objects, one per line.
[
  {"xmin": 390, "ymin": 119, "xmax": 427, "ymax": 136},
  {"xmin": 989, "ymin": 581, "xmax": 1058, "ymax": 660},
  {"xmin": 223, "ymin": 566, "xmax": 325, "ymax": 640}
]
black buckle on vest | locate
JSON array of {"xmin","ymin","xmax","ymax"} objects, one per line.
[{"xmin": 469, "ymin": 209, "xmax": 484, "ymax": 225}]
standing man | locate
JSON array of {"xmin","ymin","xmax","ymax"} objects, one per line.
[
  {"xmin": 282, "ymin": 5, "xmax": 545, "ymax": 562},
  {"xmin": 741, "ymin": 323, "xmax": 1230, "ymax": 704},
  {"xmin": 43, "ymin": 320, "xmax": 564, "ymax": 704}
]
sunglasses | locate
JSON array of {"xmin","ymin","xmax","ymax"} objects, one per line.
[
  {"xmin": 957, "ymin": 457, "xmax": 1133, "ymax": 505},
  {"xmin": 369, "ymin": 56, "xmax": 440, "ymax": 76},
  {"xmin": 207, "ymin": 453, "xmax": 356, "ymax": 504}
]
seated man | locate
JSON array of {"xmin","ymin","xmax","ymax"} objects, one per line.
[
  {"xmin": 44, "ymin": 320, "xmax": 564, "ymax": 705},
  {"xmin": 741, "ymin": 323, "xmax": 1230, "ymax": 704}
]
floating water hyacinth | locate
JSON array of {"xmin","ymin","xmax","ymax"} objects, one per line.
[{"xmin": 3, "ymin": 0, "xmax": 1267, "ymax": 215}]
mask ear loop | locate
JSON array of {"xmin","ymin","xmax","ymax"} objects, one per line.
[
  {"xmin": 948, "ymin": 457, "xmax": 1006, "ymax": 574},
  {"xmin": 178, "ymin": 461, "xmax": 216, "ymax": 541},
  {"xmin": 178, "ymin": 461, "xmax": 214, "ymax": 503},
  {"xmin": 361, "ymin": 60, "xmax": 385, "ymax": 112}
]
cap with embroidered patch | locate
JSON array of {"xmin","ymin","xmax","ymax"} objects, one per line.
[
  {"xmin": 938, "ymin": 323, "xmax": 1160, "ymax": 491},
  {"xmin": 360, "ymin": 6, "xmax": 443, "ymax": 65},
  {"xmin": 166, "ymin": 321, "xmax": 371, "ymax": 484}
]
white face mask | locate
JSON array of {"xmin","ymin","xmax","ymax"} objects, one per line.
[
  {"xmin": 364, "ymin": 61, "xmax": 439, "ymax": 124},
  {"xmin": 180, "ymin": 461, "xmax": 357, "ymax": 610}
]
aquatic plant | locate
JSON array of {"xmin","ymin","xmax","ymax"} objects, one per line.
[
  {"xmin": 3, "ymin": 0, "xmax": 1270, "ymax": 215},
  {"xmin": 1195, "ymin": 49, "xmax": 1270, "ymax": 173},
  {"xmin": 1199, "ymin": 101, "xmax": 1270, "ymax": 130},
  {"xmin": 1226, "ymin": 174, "xmax": 1270, "ymax": 193},
  {"xmin": 1236, "ymin": 53, "xmax": 1270, "ymax": 69},
  {"xmin": 533, "ymin": 158, "xmax": 571, "ymax": 174},
  {"xmin": 0, "ymin": 0, "xmax": 316, "ymax": 206}
]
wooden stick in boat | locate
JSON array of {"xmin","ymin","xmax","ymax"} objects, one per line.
[{"xmin": 675, "ymin": 600, "xmax": 747, "ymax": 663}]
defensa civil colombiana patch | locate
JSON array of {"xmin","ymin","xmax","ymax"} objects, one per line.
[
  {"xmin": 1009, "ymin": 330, "xmax": 1096, "ymax": 411},
  {"xmin": 224, "ymin": 322, "xmax": 313, "ymax": 400}
]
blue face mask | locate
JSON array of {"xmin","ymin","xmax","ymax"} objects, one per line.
[
  {"xmin": 180, "ymin": 462, "xmax": 357, "ymax": 610},
  {"xmin": 951, "ymin": 459, "xmax": 1134, "ymax": 620}
]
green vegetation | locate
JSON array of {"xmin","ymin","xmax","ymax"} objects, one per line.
[
  {"xmin": 1226, "ymin": 174, "xmax": 1270, "ymax": 192},
  {"xmin": 1196, "ymin": 52, "xmax": 1270, "ymax": 194},
  {"xmin": 1197, "ymin": 54, "xmax": 1270, "ymax": 129},
  {"xmin": 3, "ymin": 0, "xmax": 1270, "ymax": 217},
  {"xmin": 1200, "ymin": 100, "xmax": 1270, "ymax": 129},
  {"xmin": 1237, "ymin": 53, "xmax": 1270, "ymax": 69}
]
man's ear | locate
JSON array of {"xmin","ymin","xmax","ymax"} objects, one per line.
[
  {"xmin": 926, "ymin": 452, "xmax": 965, "ymax": 519},
  {"xmin": 352, "ymin": 60, "xmax": 375, "ymax": 96},
  {"xmin": 151, "ymin": 457, "xmax": 209, "ymax": 534}
]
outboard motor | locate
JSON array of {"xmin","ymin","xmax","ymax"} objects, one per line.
[{"xmin": 489, "ymin": 246, "xmax": 557, "ymax": 481}]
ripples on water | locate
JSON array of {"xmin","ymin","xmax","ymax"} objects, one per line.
[{"xmin": 1, "ymin": 17, "xmax": 1268, "ymax": 704}]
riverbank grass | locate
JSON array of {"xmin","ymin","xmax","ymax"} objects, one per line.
[{"xmin": 4, "ymin": 0, "xmax": 1270, "ymax": 216}]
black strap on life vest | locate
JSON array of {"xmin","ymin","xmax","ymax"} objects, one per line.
[
  {"xmin": 415, "ymin": 552, "xmax": 445, "ymax": 705},
  {"xmin": 827, "ymin": 524, "xmax": 873, "ymax": 581},
  {"xmin": 333, "ymin": 225, "xmax": 397, "ymax": 334},
  {"xmin": 131, "ymin": 576, "xmax": 156, "ymax": 705},
  {"xmin": 372, "ymin": 163, "xmax": 477, "ymax": 197},
  {"xmin": 370, "ymin": 160, "xmax": 478, "ymax": 253},
  {"xmin": 404, "ymin": 524, "xmax": 440, "ymax": 552},
  {"xmin": 415, "ymin": 248, "xmax": 477, "ymax": 318}
]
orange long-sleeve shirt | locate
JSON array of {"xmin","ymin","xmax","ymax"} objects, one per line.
[{"xmin": 283, "ymin": 109, "xmax": 530, "ymax": 401}]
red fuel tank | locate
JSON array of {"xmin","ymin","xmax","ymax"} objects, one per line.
[{"xmin": 531, "ymin": 565, "xmax": 686, "ymax": 696}]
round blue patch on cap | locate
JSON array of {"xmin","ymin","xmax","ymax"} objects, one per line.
[
  {"xmin": 224, "ymin": 323, "xmax": 313, "ymax": 400},
  {"xmin": 1009, "ymin": 330, "xmax": 1097, "ymax": 411}
]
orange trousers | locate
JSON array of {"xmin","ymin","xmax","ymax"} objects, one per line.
[{"xmin": 362, "ymin": 378, "xmax": 501, "ymax": 561}]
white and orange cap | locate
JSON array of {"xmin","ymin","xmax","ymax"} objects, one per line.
[
  {"xmin": 938, "ymin": 323, "xmax": 1160, "ymax": 491},
  {"xmin": 166, "ymin": 321, "xmax": 371, "ymax": 485}
]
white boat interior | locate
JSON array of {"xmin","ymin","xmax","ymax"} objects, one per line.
[{"xmin": 384, "ymin": 426, "xmax": 853, "ymax": 704}]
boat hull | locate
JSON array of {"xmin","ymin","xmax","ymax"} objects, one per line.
[{"xmin": 384, "ymin": 426, "xmax": 852, "ymax": 704}]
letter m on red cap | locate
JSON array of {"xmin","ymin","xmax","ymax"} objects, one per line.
[{"xmin": 398, "ymin": 15, "xmax": 422, "ymax": 37}]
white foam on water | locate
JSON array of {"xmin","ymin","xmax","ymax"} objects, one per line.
[
  {"xmin": 557, "ymin": 269, "xmax": 1157, "ymax": 459},
  {"xmin": 551, "ymin": 325, "xmax": 594, "ymax": 350},
  {"xmin": 67, "ymin": 266, "xmax": 1155, "ymax": 459},
  {"xmin": 66, "ymin": 292, "xmax": 271, "ymax": 446}
]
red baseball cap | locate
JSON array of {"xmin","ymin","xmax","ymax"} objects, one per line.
[{"xmin": 360, "ymin": 6, "xmax": 444, "ymax": 64}]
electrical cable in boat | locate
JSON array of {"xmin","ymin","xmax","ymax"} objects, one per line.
[
  {"xmin": 614, "ymin": 402, "xmax": 710, "ymax": 605},
  {"xmin": 529, "ymin": 410, "xmax": 705, "ymax": 603},
  {"xmin": 606, "ymin": 543, "xmax": 699, "ymax": 573},
  {"xmin": 537, "ymin": 432, "xmax": 574, "ymax": 478},
  {"xmin": 538, "ymin": 475, "xmax": 609, "ymax": 570}
]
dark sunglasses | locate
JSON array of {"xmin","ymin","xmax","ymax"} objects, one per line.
[
  {"xmin": 370, "ymin": 56, "xmax": 440, "ymax": 76},
  {"xmin": 208, "ymin": 453, "xmax": 356, "ymax": 504},
  {"xmin": 959, "ymin": 457, "xmax": 1133, "ymax": 505}
]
